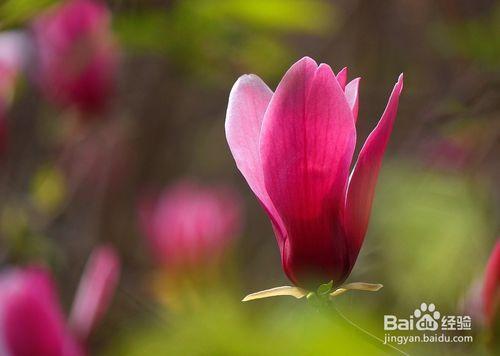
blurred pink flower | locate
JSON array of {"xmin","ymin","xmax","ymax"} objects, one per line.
[
  {"xmin": 33, "ymin": 0, "xmax": 118, "ymax": 116},
  {"xmin": 0, "ymin": 268, "xmax": 82, "ymax": 356},
  {"xmin": 0, "ymin": 31, "xmax": 27, "ymax": 154},
  {"xmin": 483, "ymin": 240, "xmax": 500, "ymax": 327},
  {"xmin": 138, "ymin": 181, "xmax": 242, "ymax": 272},
  {"xmin": 0, "ymin": 245, "xmax": 120, "ymax": 356},
  {"xmin": 226, "ymin": 57, "xmax": 403, "ymax": 288}
]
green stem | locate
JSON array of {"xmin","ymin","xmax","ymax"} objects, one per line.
[{"xmin": 329, "ymin": 305, "xmax": 409, "ymax": 356}]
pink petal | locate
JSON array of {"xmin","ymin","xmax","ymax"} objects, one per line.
[
  {"xmin": 0, "ymin": 267, "xmax": 82, "ymax": 356},
  {"xmin": 141, "ymin": 181, "xmax": 241, "ymax": 269},
  {"xmin": 261, "ymin": 58, "xmax": 356, "ymax": 285},
  {"xmin": 0, "ymin": 31, "xmax": 27, "ymax": 73},
  {"xmin": 344, "ymin": 74, "xmax": 404, "ymax": 254},
  {"xmin": 483, "ymin": 240, "xmax": 500, "ymax": 326},
  {"xmin": 345, "ymin": 78, "xmax": 360, "ymax": 122},
  {"xmin": 69, "ymin": 245, "xmax": 120, "ymax": 340},
  {"xmin": 336, "ymin": 67, "xmax": 347, "ymax": 90},
  {"xmin": 33, "ymin": 0, "xmax": 118, "ymax": 114},
  {"xmin": 225, "ymin": 74, "xmax": 286, "ymax": 248}
]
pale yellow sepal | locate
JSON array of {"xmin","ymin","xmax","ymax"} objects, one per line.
[
  {"xmin": 330, "ymin": 282, "xmax": 383, "ymax": 297},
  {"xmin": 242, "ymin": 286, "xmax": 308, "ymax": 302},
  {"xmin": 242, "ymin": 282, "xmax": 382, "ymax": 302}
]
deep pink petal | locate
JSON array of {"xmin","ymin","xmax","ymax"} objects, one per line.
[
  {"xmin": 345, "ymin": 78, "xmax": 360, "ymax": 122},
  {"xmin": 336, "ymin": 67, "xmax": 347, "ymax": 90},
  {"xmin": 344, "ymin": 74, "xmax": 403, "ymax": 256},
  {"xmin": 483, "ymin": 240, "xmax": 500, "ymax": 326},
  {"xmin": 33, "ymin": 0, "xmax": 118, "ymax": 115},
  {"xmin": 225, "ymin": 74, "xmax": 287, "ymax": 248},
  {"xmin": 0, "ymin": 267, "xmax": 82, "ymax": 356},
  {"xmin": 261, "ymin": 59, "xmax": 356, "ymax": 286},
  {"xmin": 69, "ymin": 245, "xmax": 120, "ymax": 340}
]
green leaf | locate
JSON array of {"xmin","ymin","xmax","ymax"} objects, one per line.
[{"xmin": 316, "ymin": 280, "xmax": 333, "ymax": 296}]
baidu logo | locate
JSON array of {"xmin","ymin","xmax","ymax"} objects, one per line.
[
  {"xmin": 383, "ymin": 302, "xmax": 474, "ymax": 345},
  {"xmin": 413, "ymin": 303, "xmax": 441, "ymax": 330},
  {"xmin": 384, "ymin": 302, "xmax": 441, "ymax": 331},
  {"xmin": 384, "ymin": 302, "xmax": 471, "ymax": 331}
]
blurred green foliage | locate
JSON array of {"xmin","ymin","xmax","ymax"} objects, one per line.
[
  {"xmin": 0, "ymin": 206, "xmax": 53, "ymax": 264},
  {"xmin": 106, "ymin": 292, "xmax": 385, "ymax": 356},
  {"xmin": 30, "ymin": 165, "xmax": 67, "ymax": 215},
  {"xmin": 430, "ymin": 3, "xmax": 500, "ymax": 69},
  {"xmin": 114, "ymin": 0, "xmax": 336, "ymax": 80},
  {"xmin": 371, "ymin": 161, "xmax": 492, "ymax": 310},
  {"xmin": 0, "ymin": 165, "xmax": 66, "ymax": 264},
  {"xmin": 0, "ymin": 0, "xmax": 58, "ymax": 28}
]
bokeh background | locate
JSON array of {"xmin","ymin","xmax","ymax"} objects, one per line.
[{"xmin": 0, "ymin": 0, "xmax": 499, "ymax": 355}]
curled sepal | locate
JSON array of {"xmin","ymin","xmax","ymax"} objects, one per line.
[
  {"xmin": 242, "ymin": 286, "xmax": 308, "ymax": 302},
  {"xmin": 330, "ymin": 282, "xmax": 383, "ymax": 298}
]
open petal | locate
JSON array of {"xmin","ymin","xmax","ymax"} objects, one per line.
[
  {"xmin": 225, "ymin": 74, "xmax": 287, "ymax": 248},
  {"xmin": 345, "ymin": 78, "xmax": 360, "ymax": 122},
  {"xmin": 261, "ymin": 58, "xmax": 356, "ymax": 285},
  {"xmin": 69, "ymin": 245, "xmax": 120, "ymax": 340},
  {"xmin": 336, "ymin": 67, "xmax": 348, "ymax": 90},
  {"xmin": 344, "ymin": 74, "xmax": 404, "ymax": 254}
]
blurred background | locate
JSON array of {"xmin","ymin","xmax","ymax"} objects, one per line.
[{"xmin": 0, "ymin": 0, "xmax": 499, "ymax": 355}]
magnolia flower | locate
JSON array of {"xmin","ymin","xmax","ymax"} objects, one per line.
[
  {"xmin": 33, "ymin": 0, "xmax": 118, "ymax": 116},
  {"xmin": 226, "ymin": 57, "xmax": 403, "ymax": 300},
  {"xmin": 0, "ymin": 246, "xmax": 120, "ymax": 355},
  {"xmin": 138, "ymin": 181, "xmax": 241, "ymax": 273},
  {"xmin": 483, "ymin": 241, "xmax": 500, "ymax": 328}
]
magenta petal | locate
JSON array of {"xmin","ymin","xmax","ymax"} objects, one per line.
[
  {"xmin": 483, "ymin": 240, "xmax": 500, "ymax": 326},
  {"xmin": 69, "ymin": 245, "xmax": 120, "ymax": 340},
  {"xmin": 261, "ymin": 59, "xmax": 356, "ymax": 286},
  {"xmin": 344, "ymin": 74, "xmax": 403, "ymax": 254},
  {"xmin": 345, "ymin": 78, "xmax": 360, "ymax": 122},
  {"xmin": 33, "ymin": 0, "xmax": 118, "ymax": 115},
  {"xmin": 336, "ymin": 67, "xmax": 348, "ymax": 90},
  {"xmin": 225, "ymin": 74, "xmax": 287, "ymax": 247},
  {"xmin": 0, "ymin": 268, "xmax": 82, "ymax": 356}
]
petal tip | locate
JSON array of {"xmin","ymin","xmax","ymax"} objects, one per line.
[
  {"xmin": 295, "ymin": 56, "xmax": 318, "ymax": 68},
  {"xmin": 394, "ymin": 74, "xmax": 404, "ymax": 94},
  {"xmin": 337, "ymin": 66, "xmax": 348, "ymax": 76},
  {"xmin": 234, "ymin": 73, "xmax": 263, "ymax": 87},
  {"xmin": 317, "ymin": 62, "xmax": 334, "ymax": 72}
]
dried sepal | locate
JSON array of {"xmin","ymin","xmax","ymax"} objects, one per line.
[
  {"xmin": 242, "ymin": 286, "xmax": 308, "ymax": 302},
  {"xmin": 330, "ymin": 282, "xmax": 383, "ymax": 297}
]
